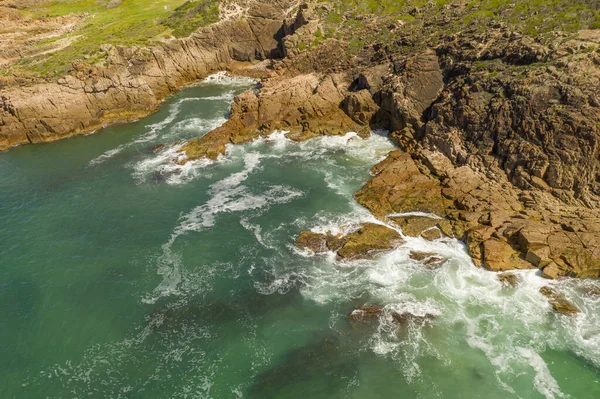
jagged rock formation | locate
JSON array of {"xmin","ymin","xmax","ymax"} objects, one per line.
[
  {"xmin": 0, "ymin": 1, "xmax": 299, "ymax": 151},
  {"xmin": 275, "ymin": 7, "xmax": 600, "ymax": 278},
  {"xmin": 295, "ymin": 223, "xmax": 403, "ymax": 260},
  {"xmin": 2, "ymin": 1, "xmax": 600, "ymax": 279}
]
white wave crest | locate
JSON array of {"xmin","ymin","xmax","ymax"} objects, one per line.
[
  {"xmin": 143, "ymin": 152, "xmax": 303, "ymax": 303},
  {"xmin": 200, "ymin": 71, "xmax": 257, "ymax": 86}
]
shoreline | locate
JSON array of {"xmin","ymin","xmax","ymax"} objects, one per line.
[{"xmin": 2, "ymin": 0, "xmax": 600, "ymax": 281}]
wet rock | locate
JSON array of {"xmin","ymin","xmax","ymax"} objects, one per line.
[
  {"xmin": 392, "ymin": 216, "xmax": 439, "ymax": 237},
  {"xmin": 336, "ymin": 223, "xmax": 403, "ymax": 260},
  {"xmin": 541, "ymin": 262, "xmax": 562, "ymax": 280},
  {"xmin": 539, "ymin": 286, "xmax": 580, "ymax": 316},
  {"xmin": 348, "ymin": 305, "xmax": 384, "ymax": 322},
  {"xmin": 497, "ymin": 273, "xmax": 519, "ymax": 288},
  {"xmin": 295, "ymin": 231, "xmax": 328, "ymax": 254},
  {"xmin": 391, "ymin": 311, "xmax": 435, "ymax": 326},
  {"xmin": 580, "ymin": 285, "xmax": 600, "ymax": 297},
  {"xmin": 148, "ymin": 143, "xmax": 166, "ymax": 153},
  {"xmin": 150, "ymin": 169, "xmax": 180, "ymax": 182},
  {"xmin": 409, "ymin": 251, "xmax": 446, "ymax": 269},
  {"xmin": 421, "ymin": 228, "xmax": 443, "ymax": 241},
  {"xmin": 295, "ymin": 223, "xmax": 402, "ymax": 260},
  {"xmin": 180, "ymin": 72, "xmax": 366, "ymax": 161},
  {"xmin": 355, "ymin": 151, "xmax": 450, "ymax": 218}
]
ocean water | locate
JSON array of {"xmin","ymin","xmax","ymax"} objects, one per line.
[{"xmin": 1, "ymin": 73, "xmax": 600, "ymax": 399}]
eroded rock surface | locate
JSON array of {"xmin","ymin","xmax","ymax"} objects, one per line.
[
  {"xmin": 3, "ymin": 1, "xmax": 600, "ymax": 281},
  {"xmin": 539, "ymin": 286, "xmax": 580, "ymax": 315},
  {"xmin": 0, "ymin": 0, "xmax": 299, "ymax": 151},
  {"xmin": 295, "ymin": 223, "xmax": 403, "ymax": 260}
]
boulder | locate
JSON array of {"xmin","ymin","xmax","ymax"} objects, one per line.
[
  {"xmin": 409, "ymin": 251, "xmax": 447, "ymax": 269},
  {"xmin": 295, "ymin": 231, "xmax": 329, "ymax": 254},
  {"xmin": 539, "ymin": 286, "xmax": 580, "ymax": 316},
  {"xmin": 336, "ymin": 223, "xmax": 403, "ymax": 260},
  {"xmin": 348, "ymin": 305, "xmax": 384, "ymax": 322},
  {"xmin": 497, "ymin": 273, "xmax": 519, "ymax": 288},
  {"xmin": 391, "ymin": 311, "xmax": 435, "ymax": 326}
]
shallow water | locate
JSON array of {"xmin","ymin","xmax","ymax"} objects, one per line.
[{"xmin": 1, "ymin": 73, "xmax": 599, "ymax": 398}]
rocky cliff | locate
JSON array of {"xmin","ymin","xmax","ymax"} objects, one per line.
[
  {"xmin": 2, "ymin": 1, "xmax": 600, "ymax": 279},
  {"xmin": 179, "ymin": 2, "xmax": 600, "ymax": 279},
  {"xmin": 0, "ymin": 0, "xmax": 299, "ymax": 151}
]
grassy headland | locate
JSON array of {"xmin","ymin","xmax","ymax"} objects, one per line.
[
  {"xmin": 2, "ymin": 0, "xmax": 219, "ymax": 79},
  {"xmin": 3, "ymin": 0, "xmax": 600, "ymax": 80}
]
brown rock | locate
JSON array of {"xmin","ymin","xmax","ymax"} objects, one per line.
[
  {"xmin": 409, "ymin": 251, "xmax": 447, "ymax": 269},
  {"xmin": 0, "ymin": 1, "xmax": 297, "ymax": 151},
  {"xmin": 541, "ymin": 262, "xmax": 562, "ymax": 280},
  {"xmin": 497, "ymin": 273, "xmax": 519, "ymax": 288},
  {"xmin": 295, "ymin": 231, "xmax": 329, "ymax": 254},
  {"xmin": 378, "ymin": 50, "xmax": 444, "ymax": 132},
  {"xmin": 392, "ymin": 216, "xmax": 439, "ymax": 237},
  {"xmin": 539, "ymin": 286, "xmax": 580, "ymax": 316},
  {"xmin": 342, "ymin": 90, "xmax": 379, "ymax": 125},
  {"xmin": 180, "ymin": 72, "xmax": 366, "ymax": 162},
  {"xmin": 355, "ymin": 151, "xmax": 450, "ymax": 218},
  {"xmin": 391, "ymin": 311, "xmax": 435, "ymax": 326},
  {"xmin": 336, "ymin": 223, "xmax": 403, "ymax": 260},
  {"xmin": 525, "ymin": 245, "xmax": 552, "ymax": 267},
  {"xmin": 482, "ymin": 238, "xmax": 535, "ymax": 272},
  {"xmin": 421, "ymin": 228, "xmax": 443, "ymax": 241},
  {"xmin": 348, "ymin": 305, "xmax": 384, "ymax": 322}
]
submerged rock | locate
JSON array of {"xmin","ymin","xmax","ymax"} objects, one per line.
[
  {"xmin": 148, "ymin": 143, "xmax": 166, "ymax": 153},
  {"xmin": 348, "ymin": 305, "xmax": 384, "ymax": 322},
  {"xmin": 391, "ymin": 311, "xmax": 436, "ymax": 326},
  {"xmin": 247, "ymin": 333, "xmax": 358, "ymax": 398},
  {"xmin": 539, "ymin": 286, "xmax": 580, "ymax": 316},
  {"xmin": 497, "ymin": 273, "xmax": 520, "ymax": 288},
  {"xmin": 348, "ymin": 305, "xmax": 436, "ymax": 329},
  {"xmin": 409, "ymin": 251, "xmax": 447, "ymax": 269},
  {"xmin": 580, "ymin": 285, "xmax": 600, "ymax": 298}
]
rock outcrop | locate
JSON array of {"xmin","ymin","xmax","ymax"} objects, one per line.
[
  {"xmin": 539, "ymin": 286, "xmax": 580, "ymax": 315},
  {"xmin": 0, "ymin": 1, "xmax": 299, "ymax": 151},
  {"xmin": 295, "ymin": 223, "xmax": 403, "ymax": 260},
  {"xmin": 3, "ymin": 1, "xmax": 600, "ymax": 280},
  {"xmin": 178, "ymin": 72, "xmax": 365, "ymax": 161}
]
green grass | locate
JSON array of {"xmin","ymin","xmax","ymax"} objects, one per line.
[
  {"xmin": 6, "ymin": 0, "xmax": 600, "ymax": 79},
  {"xmin": 313, "ymin": 0, "xmax": 600, "ymax": 58},
  {"xmin": 4, "ymin": 0, "xmax": 219, "ymax": 79}
]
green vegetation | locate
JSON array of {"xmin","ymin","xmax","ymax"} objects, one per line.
[
  {"xmin": 312, "ymin": 0, "xmax": 600, "ymax": 58},
  {"xmin": 5, "ymin": 0, "xmax": 219, "ymax": 78},
  {"xmin": 162, "ymin": 0, "xmax": 220, "ymax": 37},
  {"xmin": 5, "ymin": 0, "xmax": 600, "ymax": 79}
]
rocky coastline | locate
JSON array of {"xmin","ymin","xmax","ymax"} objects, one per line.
[{"xmin": 2, "ymin": 1, "xmax": 600, "ymax": 284}]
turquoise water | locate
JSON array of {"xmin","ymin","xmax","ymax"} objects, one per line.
[{"xmin": 1, "ymin": 73, "xmax": 600, "ymax": 398}]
